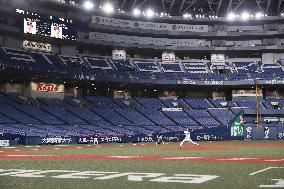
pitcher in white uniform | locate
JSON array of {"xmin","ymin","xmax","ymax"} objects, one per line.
[{"xmin": 178, "ymin": 128, "xmax": 199, "ymax": 148}]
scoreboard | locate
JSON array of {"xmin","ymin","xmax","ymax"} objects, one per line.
[
  {"xmin": 16, "ymin": 8, "xmax": 76, "ymax": 40},
  {"xmin": 24, "ymin": 17, "xmax": 77, "ymax": 40}
]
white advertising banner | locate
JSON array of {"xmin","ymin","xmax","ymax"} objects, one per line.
[
  {"xmin": 112, "ymin": 49, "xmax": 126, "ymax": 60},
  {"xmin": 23, "ymin": 40, "xmax": 51, "ymax": 52},
  {"xmin": 211, "ymin": 54, "xmax": 225, "ymax": 63},
  {"xmin": 92, "ymin": 16, "xmax": 208, "ymax": 32},
  {"xmin": 31, "ymin": 82, "xmax": 64, "ymax": 93},
  {"xmin": 162, "ymin": 52, "xmax": 175, "ymax": 63},
  {"xmin": 0, "ymin": 140, "xmax": 9, "ymax": 146},
  {"xmin": 89, "ymin": 32, "xmax": 205, "ymax": 47}
]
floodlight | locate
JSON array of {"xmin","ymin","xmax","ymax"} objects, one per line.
[
  {"xmin": 103, "ymin": 3, "xmax": 114, "ymax": 14},
  {"xmin": 133, "ymin": 8, "xmax": 141, "ymax": 16},
  {"xmin": 183, "ymin": 13, "xmax": 190, "ymax": 18},
  {"xmin": 83, "ymin": 1, "xmax": 94, "ymax": 10},
  {"xmin": 241, "ymin": 12, "xmax": 250, "ymax": 20},
  {"xmin": 146, "ymin": 9, "xmax": 154, "ymax": 18},
  {"xmin": 227, "ymin": 12, "xmax": 236, "ymax": 20},
  {"xmin": 255, "ymin": 12, "xmax": 263, "ymax": 19}
]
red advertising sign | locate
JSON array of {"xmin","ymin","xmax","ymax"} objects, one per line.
[{"xmin": 31, "ymin": 82, "xmax": 64, "ymax": 93}]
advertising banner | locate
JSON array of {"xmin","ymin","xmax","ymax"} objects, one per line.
[
  {"xmin": 41, "ymin": 137, "xmax": 72, "ymax": 144},
  {"xmin": 277, "ymin": 125, "xmax": 284, "ymax": 139},
  {"xmin": 23, "ymin": 40, "xmax": 52, "ymax": 52},
  {"xmin": 162, "ymin": 52, "xmax": 175, "ymax": 63},
  {"xmin": 244, "ymin": 126, "xmax": 278, "ymax": 140},
  {"xmin": 0, "ymin": 140, "xmax": 9, "ymax": 146},
  {"xmin": 89, "ymin": 32, "xmax": 205, "ymax": 47},
  {"xmin": 211, "ymin": 54, "xmax": 225, "ymax": 63},
  {"xmin": 112, "ymin": 49, "xmax": 126, "ymax": 60},
  {"xmin": 92, "ymin": 16, "xmax": 208, "ymax": 32},
  {"xmin": 230, "ymin": 112, "xmax": 244, "ymax": 139},
  {"xmin": 31, "ymin": 82, "xmax": 64, "ymax": 93}
]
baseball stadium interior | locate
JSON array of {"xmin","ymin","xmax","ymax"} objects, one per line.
[
  {"xmin": 1, "ymin": 1, "xmax": 284, "ymax": 189},
  {"xmin": 0, "ymin": 0, "xmax": 284, "ymax": 143}
]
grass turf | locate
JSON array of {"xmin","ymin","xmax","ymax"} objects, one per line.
[{"xmin": 0, "ymin": 140, "xmax": 283, "ymax": 189}]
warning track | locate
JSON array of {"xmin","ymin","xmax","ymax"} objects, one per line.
[{"xmin": 1, "ymin": 154, "xmax": 284, "ymax": 164}]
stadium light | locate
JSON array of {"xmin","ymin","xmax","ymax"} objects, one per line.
[
  {"xmin": 255, "ymin": 12, "xmax": 263, "ymax": 19},
  {"xmin": 83, "ymin": 1, "xmax": 94, "ymax": 10},
  {"xmin": 145, "ymin": 9, "xmax": 154, "ymax": 18},
  {"xmin": 183, "ymin": 13, "xmax": 191, "ymax": 19},
  {"xmin": 227, "ymin": 12, "xmax": 236, "ymax": 20},
  {"xmin": 133, "ymin": 8, "xmax": 141, "ymax": 16},
  {"xmin": 241, "ymin": 12, "xmax": 250, "ymax": 20},
  {"xmin": 102, "ymin": 3, "xmax": 114, "ymax": 14}
]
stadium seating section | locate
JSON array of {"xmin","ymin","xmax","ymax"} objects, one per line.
[
  {"xmin": 1, "ymin": 47, "xmax": 284, "ymax": 82},
  {"xmin": 0, "ymin": 91, "xmax": 283, "ymax": 137},
  {"xmin": 0, "ymin": 47, "xmax": 284, "ymax": 137}
]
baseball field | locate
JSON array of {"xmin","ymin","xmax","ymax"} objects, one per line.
[{"xmin": 0, "ymin": 140, "xmax": 284, "ymax": 189}]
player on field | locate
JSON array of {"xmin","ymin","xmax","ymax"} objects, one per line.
[
  {"xmin": 155, "ymin": 133, "xmax": 165, "ymax": 146},
  {"xmin": 178, "ymin": 128, "xmax": 199, "ymax": 148}
]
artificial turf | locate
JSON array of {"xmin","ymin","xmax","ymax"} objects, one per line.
[{"xmin": 0, "ymin": 140, "xmax": 283, "ymax": 189}]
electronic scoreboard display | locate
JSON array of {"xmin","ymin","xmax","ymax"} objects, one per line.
[{"xmin": 24, "ymin": 17, "xmax": 77, "ymax": 40}]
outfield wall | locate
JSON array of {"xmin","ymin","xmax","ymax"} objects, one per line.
[
  {"xmin": 244, "ymin": 125, "xmax": 284, "ymax": 140},
  {"xmin": 1, "ymin": 126, "xmax": 284, "ymax": 146}
]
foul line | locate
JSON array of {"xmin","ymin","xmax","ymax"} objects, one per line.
[{"xmin": 249, "ymin": 167, "xmax": 284, "ymax": 176}]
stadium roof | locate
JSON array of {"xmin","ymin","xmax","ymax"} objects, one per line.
[{"xmin": 69, "ymin": 0, "xmax": 284, "ymax": 17}]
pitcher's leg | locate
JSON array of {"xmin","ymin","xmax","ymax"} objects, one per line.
[
  {"xmin": 188, "ymin": 139, "xmax": 199, "ymax": 146},
  {"xmin": 178, "ymin": 139, "xmax": 186, "ymax": 148}
]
